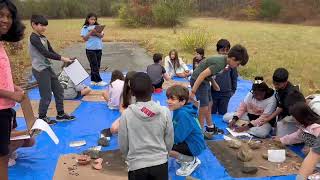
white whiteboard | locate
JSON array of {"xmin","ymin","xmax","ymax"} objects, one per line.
[{"xmin": 63, "ymin": 59, "xmax": 89, "ymax": 85}]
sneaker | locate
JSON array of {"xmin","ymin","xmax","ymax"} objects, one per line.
[
  {"xmin": 90, "ymin": 81, "xmax": 97, "ymax": 85},
  {"xmin": 100, "ymin": 128, "xmax": 112, "ymax": 137},
  {"xmin": 96, "ymin": 81, "xmax": 108, "ymax": 86},
  {"xmin": 40, "ymin": 116, "xmax": 57, "ymax": 125},
  {"xmin": 176, "ymin": 157, "xmax": 201, "ymax": 176},
  {"xmin": 8, "ymin": 158, "xmax": 16, "ymax": 167},
  {"xmin": 205, "ymin": 126, "xmax": 224, "ymax": 135},
  {"xmin": 56, "ymin": 113, "xmax": 76, "ymax": 122}
]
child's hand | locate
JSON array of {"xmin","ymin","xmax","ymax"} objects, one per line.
[
  {"xmin": 11, "ymin": 91, "xmax": 25, "ymax": 103},
  {"xmin": 61, "ymin": 57, "xmax": 74, "ymax": 63},
  {"xmin": 272, "ymin": 136, "xmax": 281, "ymax": 142},
  {"xmin": 189, "ymin": 91, "xmax": 196, "ymax": 101},
  {"xmin": 234, "ymin": 124, "xmax": 249, "ymax": 132},
  {"xmin": 89, "ymin": 29, "xmax": 97, "ymax": 36}
]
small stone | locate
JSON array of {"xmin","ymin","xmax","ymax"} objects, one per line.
[
  {"xmin": 82, "ymin": 150, "xmax": 100, "ymax": 159},
  {"xmin": 98, "ymin": 137, "xmax": 109, "ymax": 147},
  {"xmin": 237, "ymin": 146, "xmax": 253, "ymax": 162},
  {"xmin": 241, "ymin": 166, "xmax": 258, "ymax": 174},
  {"xmin": 262, "ymin": 153, "xmax": 268, "ymax": 160},
  {"xmin": 248, "ymin": 141, "xmax": 261, "ymax": 150},
  {"xmin": 228, "ymin": 139, "xmax": 242, "ymax": 149}
]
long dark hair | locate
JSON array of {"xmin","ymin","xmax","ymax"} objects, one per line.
[
  {"xmin": 251, "ymin": 76, "xmax": 274, "ymax": 99},
  {"xmin": 110, "ymin": 70, "xmax": 124, "ymax": 87},
  {"xmin": 0, "ymin": 1, "xmax": 25, "ymax": 42},
  {"xmin": 289, "ymin": 102, "xmax": 320, "ymax": 127},
  {"xmin": 83, "ymin": 13, "xmax": 99, "ymax": 27},
  {"xmin": 122, "ymin": 71, "xmax": 136, "ymax": 108},
  {"xmin": 169, "ymin": 49, "xmax": 180, "ymax": 70}
]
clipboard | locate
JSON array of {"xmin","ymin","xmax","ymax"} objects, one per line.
[
  {"xmin": 94, "ymin": 25, "xmax": 105, "ymax": 33},
  {"xmin": 20, "ymin": 95, "xmax": 37, "ymax": 131},
  {"xmin": 63, "ymin": 59, "xmax": 89, "ymax": 86}
]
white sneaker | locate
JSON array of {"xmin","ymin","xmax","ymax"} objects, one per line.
[
  {"xmin": 90, "ymin": 81, "xmax": 97, "ymax": 85},
  {"xmin": 176, "ymin": 157, "xmax": 201, "ymax": 176},
  {"xmin": 8, "ymin": 158, "xmax": 16, "ymax": 167},
  {"xmin": 96, "ymin": 81, "xmax": 108, "ymax": 86}
]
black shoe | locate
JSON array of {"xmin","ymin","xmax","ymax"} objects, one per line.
[
  {"xmin": 56, "ymin": 113, "xmax": 76, "ymax": 122},
  {"xmin": 205, "ymin": 126, "xmax": 224, "ymax": 135},
  {"xmin": 40, "ymin": 116, "xmax": 57, "ymax": 125},
  {"xmin": 100, "ymin": 128, "xmax": 112, "ymax": 137}
]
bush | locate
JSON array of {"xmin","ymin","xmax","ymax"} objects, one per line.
[
  {"xmin": 152, "ymin": 0, "xmax": 193, "ymax": 27},
  {"xmin": 179, "ymin": 28, "xmax": 212, "ymax": 53},
  {"xmin": 118, "ymin": 2, "xmax": 153, "ymax": 27},
  {"xmin": 260, "ymin": 0, "xmax": 281, "ymax": 19}
]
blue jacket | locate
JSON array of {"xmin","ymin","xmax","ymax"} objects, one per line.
[
  {"xmin": 212, "ymin": 68, "xmax": 238, "ymax": 97},
  {"xmin": 173, "ymin": 103, "xmax": 206, "ymax": 156}
]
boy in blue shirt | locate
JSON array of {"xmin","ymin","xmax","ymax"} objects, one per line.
[{"xmin": 166, "ymin": 85, "xmax": 206, "ymax": 176}]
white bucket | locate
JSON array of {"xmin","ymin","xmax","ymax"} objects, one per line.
[{"xmin": 268, "ymin": 149, "xmax": 286, "ymax": 163}]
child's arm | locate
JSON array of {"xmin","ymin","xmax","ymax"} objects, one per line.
[
  {"xmin": 0, "ymin": 89, "xmax": 24, "ymax": 103},
  {"xmin": 102, "ymin": 91, "xmax": 109, "ymax": 102},
  {"xmin": 164, "ymin": 108, "xmax": 174, "ymax": 152},
  {"xmin": 230, "ymin": 68, "xmax": 238, "ymax": 95},
  {"xmin": 118, "ymin": 113, "xmax": 129, "ymax": 157},
  {"xmin": 30, "ymin": 34, "xmax": 72, "ymax": 63},
  {"xmin": 81, "ymin": 28, "xmax": 96, "ymax": 41},
  {"xmin": 190, "ymin": 68, "xmax": 212, "ymax": 99},
  {"xmin": 298, "ymin": 147, "xmax": 320, "ymax": 179},
  {"xmin": 163, "ymin": 73, "xmax": 171, "ymax": 81},
  {"xmin": 279, "ymin": 129, "xmax": 303, "ymax": 145},
  {"xmin": 211, "ymin": 79, "xmax": 220, "ymax": 91}
]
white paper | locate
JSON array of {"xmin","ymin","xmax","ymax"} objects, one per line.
[
  {"xmin": 223, "ymin": 135, "xmax": 232, "ymax": 141},
  {"xmin": 10, "ymin": 134, "xmax": 31, "ymax": 141},
  {"xmin": 63, "ymin": 59, "xmax": 89, "ymax": 85},
  {"xmin": 31, "ymin": 119, "xmax": 59, "ymax": 144},
  {"xmin": 226, "ymin": 128, "xmax": 251, "ymax": 137}
]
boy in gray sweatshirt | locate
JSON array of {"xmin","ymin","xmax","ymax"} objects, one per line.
[{"xmin": 119, "ymin": 72, "xmax": 173, "ymax": 180}]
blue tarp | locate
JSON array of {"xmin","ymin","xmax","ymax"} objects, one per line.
[{"xmin": 9, "ymin": 72, "xmax": 301, "ymax": 180}]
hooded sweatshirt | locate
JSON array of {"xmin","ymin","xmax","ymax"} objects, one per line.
[
  {"xmin": 118, "ymin": 101, "xmax": 174, "ymax": 171},
  {"xmin": 173, "ymin": 103, "xmax": 206, "ymax": 156}
]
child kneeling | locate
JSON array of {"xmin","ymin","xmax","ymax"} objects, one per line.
[{"xmin": 166, "ymin": 85, "xmax": 206, "ymax": 176}]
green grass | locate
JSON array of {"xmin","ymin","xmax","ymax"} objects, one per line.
[{"xmin": 10, "ymin": 18, "xmax": 320, "ymax": 94}]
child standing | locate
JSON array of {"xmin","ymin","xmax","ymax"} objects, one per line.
[
  {"xmin": 190, "ymin": 44, "xmax": 249, "ymax": 135},
  {"xmin": 164, "ymin": 49, "xmax": 190, "ymax": 78},
  {"xmin": 166, "ymin": 85, "xmax": 205, "ymax": 176},
  {"xmin": 147, "ymin": 53, "xmax": 170, "ymax": 91},
  {"xmin": 0, "ymin": 1, "xmax": 26, "ymax": 179},
  {"xmin": 119, "ymin": 72, "xmax": 173, "ymax": 180},
  {"xmin": 59, "ymin": 63, "xmax": 92, "ymax": 99},
  {"xmin": 29, "ymin": 15, "xmax": 75, "ymax": 124},
  {"xmin": 80, "ymin": 13, "xmax": 107, "ymax": 86},
  {"xmin": 211, "ymin": 39, "xmax": 238, "ymax": 115},
  {"xmin": 192, "ymin": 48, "xmax": 205, "ymax": 70},
  {"xmin": 102, "ymin": 70, "xmax": 124, "ymax": 109}
]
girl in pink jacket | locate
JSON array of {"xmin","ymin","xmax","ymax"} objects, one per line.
[{"xmin": 279, "ymin": 102, "xmax": 320, "ymax": 146}]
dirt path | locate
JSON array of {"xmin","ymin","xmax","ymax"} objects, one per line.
[{"xmin": 51, "ymin": 42, "xmax": 152, "ymax": 73}]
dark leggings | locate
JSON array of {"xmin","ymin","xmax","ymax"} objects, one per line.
[
  {"xmin": 128, "ymin": 162, "xmax": 168, "ymax": 180},
  {"xmin": 86, "ymin": 49, "xmax": 102, "ymax": 82},
  {"xmin": 153, "ymin": 78, "xmax": 164, "ymax": 89}
]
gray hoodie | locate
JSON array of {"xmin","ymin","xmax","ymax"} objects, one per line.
[{"xmin": 119, "ymin": 101, "xmax": 174, "ymax": 171}]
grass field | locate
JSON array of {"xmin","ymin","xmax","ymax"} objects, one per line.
[{"xmin": 9, "ymin": 18, "xmax": 320, "ymax": 94}]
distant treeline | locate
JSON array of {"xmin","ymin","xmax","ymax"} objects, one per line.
[{"xmin": 12, "ymin": 0, "xmax": 123, "ymax": 19}]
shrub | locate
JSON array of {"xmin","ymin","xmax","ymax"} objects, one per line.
[
  {"xmin": 179, "ymin": 28, "xmax": 212, "ymax": 53},
  {"xmin": 259, "ymin": 0, "xmax": 281, "ymax": 20},
  {"xmin": 118, "ymin": 1, "xmax": 153, "ymax": 27},
  {"xmin": 152, "ymin": 0, "xmax": 193, "ymax": 27}
]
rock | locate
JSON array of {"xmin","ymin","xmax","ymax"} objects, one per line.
[
  {"xmin": 241, "ymin": 166, "xmax": 258, "ymax": 174},
  {"xmin": 228, "ymin": 139, "xmax": 242, "ymax": 149},
  {"xmin": 262, "ymin": 153, "xmax": 268, "ymax": 160},
  {"xmin": 100, "ymin": 128, "xmax": 112, "ymax": 137},
  {"xmin": 77, "ymin": 155, "xmax": 91, "ymax": 165},
  {"xmin": 248, "ymin": 141, "xmax": 261, "ymax": 150},
  {"xmin": 98, "ymin": 137, "xmax": 109, "ymax": 147},
  {"xmin": 237, "ymin": 146, "xmax": 253, "ymax": 162},
  {"xmin": 82, "ymin": 150, "xmax": 100, "ymax": 159}
]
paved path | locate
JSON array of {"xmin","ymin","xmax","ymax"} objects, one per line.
[{"xmin": 51, "ymin": 42, "xmax": 152, "ymax": 73}]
